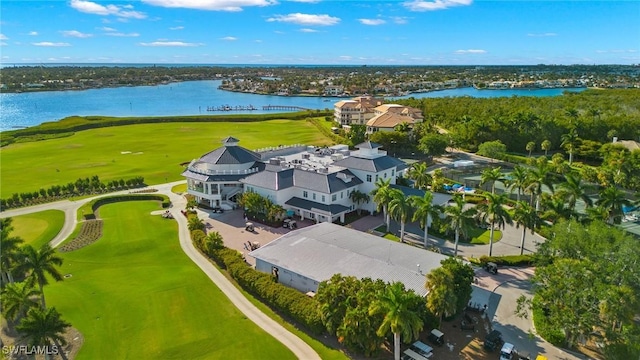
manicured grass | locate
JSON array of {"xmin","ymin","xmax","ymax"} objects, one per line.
[
  {"xmin": 467, "ymin": 227, "xmax": 503, "ymax": 245},
  {"xmin": 10, "ymin": 209, "xmax": 65, "ymax": 248},
  {"xmin": 383, "ymin": 233, "xmax": 401, "ymax": 242},
  {"xmin": 171, "ymin": 183, "xmax": 187, "ymax": 194},
  {"xmin": 0, "ymin": 119, "xmax": 332, "ymax": 198},
  {"xmin": 46, "ymin": 201, "xmax": 295, "ymax": 360}
]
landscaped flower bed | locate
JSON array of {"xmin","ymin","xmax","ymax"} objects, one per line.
[{"xmin": 59, "ymin": 220, "xmax": 103, "ymax": 252}]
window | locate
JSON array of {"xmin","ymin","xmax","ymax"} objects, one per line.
[
  {"xmin": 313, "ymin": 193, "xmax": 316, "ymax": 200},
  {"xmin": 366, "ymin": 174, "xmax": 372, "ymax": 182},
  {"xmin": 303, "ymin": 191, "xmax": 308, "ymax": 198},
  {"xmin": 332, "ymin": 194, "xmax": 337, "ymax": 201},
  {"xmin": 384, "ymin": 172, "xmax": 387, "ymax": 178},
  {"xmin": 392, "ymin": 169, "xmax": 395, "ymax": 176},
  {"xmin": 375, "ymin": 174, "xmax": 379, "ymax": 181},
  {"xmin": 341, "ymin": 192, "xmax": 344, "ymax": 199},
  {"xmin": 322, "ymin": 195, "xmax": 326, "ymax": 202}
]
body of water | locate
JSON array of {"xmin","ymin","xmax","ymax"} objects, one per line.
[{"xmin": 0, "ymin": 80, "xmax": 585, "ymax": 131}]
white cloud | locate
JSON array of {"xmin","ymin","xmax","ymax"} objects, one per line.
[
  {"xmin": 288, "ymin": 0, "xmax": 320, "ymax": 3},
  {"xmin": 339, "ymin": 55, "xmax": 352, "ymax": 61},
  {"xmin": 105, "ymin": 32, "xmax": 140, "ymax": 37},
  {"xmin": 139, "ymin": 41, "xmax": 203, "ymax": 46},
  {"xmin": 0, "ymin": 42, "xmax": 7, "ymax": 46},
  {"xmin": 455, "ymin": 49, "xmax": 486, "ymax": 54},
  {"xmin": 267, "ymin": 13, "xmax": 340, "ymax": 26},
  {"xmin": 28, "ymin": 31, "xmax": 39, "ymax": 36},
  {"xmin": 70, "ymin": 0, "xmax": 147, "ymax": 19},
  {"xmin": 170, "ymin": 26, "xmax": 184, "ymax": 30},
  {"xmin": 220, "ymin": 36, "xmax": 237, "ymax": 41},
  {"xmin": 32, "ymin": 42, "xmax": 72, "ymax": 47},
  {"xmin": 403, "ymin": 0, "xmax": 472, "ymax": 12},
  {"xmin": 0, "ymin": 34, "xmax": 7, "ymax": 40},
  {"xmin": 300, "ymin": 28, "xmax": 319, "ymax": 32},
  {"xmin": 359, "ymin": 18, "xmax": 385, "ymax": 26},
  {"xmin": 61, "ymin": 30, "xmax": 93, "ymax": 38},
  {"xmin": 527, "ymin": 32, "xmax": 557, "ymax": 37},
  {"xmin": 391, "ymin": 16, "xmax": 408, "ymax": 24},
  {"xmin": 142, "ymin": 0, "xmax": 276, "ymax": 12},
  {"xmin": 99, "ymin": 27, "xmax": 117, "ymax": 32}
]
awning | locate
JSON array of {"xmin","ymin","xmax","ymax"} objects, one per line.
[{"xmin": 285, "ymin": 197, "xmax": 350, "ymax": 216}]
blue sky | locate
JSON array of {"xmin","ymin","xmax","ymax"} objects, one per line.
[{"xmin": 1, "ymin": 0, "xmax": 638, "ymax": 65}]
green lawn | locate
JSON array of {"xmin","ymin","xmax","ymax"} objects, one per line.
[
  {"xmin": 171, "ymin": 183, "xmax": 187, "ymax": 194},
  {"xmin": 46, "ymin": 201, "xmax": 295, "ymax": 360},
  {"xmin": 0, "ymin": 119, "xmax": 332, "ymax": 198},
  {"xmin": 10, "ymin": 209, "xmax": 65, "ymax": 248},
  {"xmin": 467, "ymin": 227, "xmax": 503, "ymax": 245}
]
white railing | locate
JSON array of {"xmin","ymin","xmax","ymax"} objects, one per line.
[{"xmin": 188, "ymin": 166, "xmax": 260, "ymax": 176}]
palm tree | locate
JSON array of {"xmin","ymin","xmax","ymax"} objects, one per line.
[
  {"xmin": 349, "ymin": 190, "xmax": 370, "ymax": 215},
  {"xmin": 596, "ymin": 186, "xmax": 632, "ymax": 224},
  {"xmin": 480, "ymin": 167, "xmax": 503, "ymax": 194},
  {"xmin": 369, "ymin": 282, "xmax": 424, "ymax": 360},
  {"xmin": 512, "ymin": 201, "xmax": 540, "ymax": 255},
  {"xmin": 388, "ymin": 189, "xmax": 413, "ymax": 242},
  {"xmin": 506, "ymin": 165, "xmax": 529, "ymax": 202},
  {"xmin": 409, "ymin": 192, "xmax": 442, "ymax": 248},
  {"xmin": 525, "ymin": 162, "xmax": 555, "ymax": 211},
  {"xmin": 17, "ymin": 306, "xmax": 71, "ymax": 360},
  {"xmin": 17, "ymin": 244, "xmax": 64, "ymax": 308},
  {"xmin": 431, "ymin": 169, "xmax": 445, "ymax": 193},
  {"xmin": 565, "ymin": 108, "xmax": 579, "ymax": 126},
  {"xmin": 204, "ymin": 231, "xmax": 224, "ymax": 253},
  {"xmin": 477, "ymin": 193, "xmax": 513, "ymax": 256},
  {"xmin": 425, "ymin": 267, "xmax": 457, "ymax": 327},
  {"xmin": 371, "ymin": 178, "xmax": 393, "ymax": 232},
  {"xmin": 557, "ymin": 172, "xmax": 593, "ymax": 212},
  {"xmin": 561, "ymin": 128, "xmax": 580, "ymax": 165},
  {"xmin": 541, "ymin": 194, "xmax": 575, "ymax": 223},
  {"xmin": 406, "ymin": 162, "xmax": 432, "ymax": 190},
  {"xmin": 541, "ymin": 139, "xmax": 552, "ymax": 156},
  {"xmin": 1, "ymin": 281, "xmax": 40, "ymax": 324},
  {"xmin": 526, "ymin": 141, "xmax": 536, "ymax": 157},
  {"xmin": 187, "ymin": 216, "xmax": 205, "ymax": 231},
  {"xmin": 444, "ymin": 194, "xmax": 477, "ymax": 257},
  {"xmin": 1, "ymin": 218, "xmax": 24, "ymax": 285}
]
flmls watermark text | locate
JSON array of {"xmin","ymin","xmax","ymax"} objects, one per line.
[{"xmin": 2, "ymin": 345, "xmax": 60, "ymax": 356}]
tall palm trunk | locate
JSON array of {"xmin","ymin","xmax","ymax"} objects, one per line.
[
  {"xmin": 520, "ymin": 227, "xmax": 527, "ymax": 255},
  {"xmin": 384, "ymin": 205, "xmax": 390, "ymax": 232},
  {"xmin": 488, "ymin": 222, "xmax": 495, "ymax": 256},
  {"xmin": 393, "ymin": 332, "xmax": 401, "ymax": 360},
  {"xmin": 399, "ymin": 221, "xmax": 405, "ymax": 243},
  {"xmin": 423, "ymin": 217, "xmax": 429, "ymax": 248},
  {"xmin": 39, "ymin": 283, "xmax": 46, "ymax": 308},
  {"xmin": 454, "ymin": 229, "xmax": 460, "ymax": 257}
]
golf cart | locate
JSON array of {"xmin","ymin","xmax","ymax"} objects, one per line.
[
  {"xmin": 500, "ymin": 343, "xmax": 516, "ymax": 360},
  {"xmin": 283, "ymin": 218, "xmax": 297, "ymax": 229},
  {"xmin": 245, "ymin": 222, "xmax": 255, "ymax": 232},
  {"xmin": 212, "ymin": 206, "xmax": 224, "ymax": 213},
  {"xmin": 427, "ymin": 329, "xmax": 445, "ymax": 346},
  {"xmin": 484, "ymin": 261, "xmax": 498, "ymax": 274}
]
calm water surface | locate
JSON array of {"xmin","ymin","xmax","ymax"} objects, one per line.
[{"xmin": 0, "ymin": 80, "xmax": 585, "ymax": 131}]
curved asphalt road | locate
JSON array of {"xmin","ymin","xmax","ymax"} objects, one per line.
[{"xmin": 0, "ymin": 182, "xmax": 321, "ymax": 360}]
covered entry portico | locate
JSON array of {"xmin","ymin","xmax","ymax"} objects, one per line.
[{"xmin": 284, "ymin": 197, "xmax": 351, "ymax": 223}]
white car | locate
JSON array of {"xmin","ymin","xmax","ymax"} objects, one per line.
[{"xmin": 500, "ymin": 342, "xmax": 515, "ymax": 360}]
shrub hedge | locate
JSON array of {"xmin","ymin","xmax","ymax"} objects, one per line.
[
  {"xmin": 472, "ymin": 254, "xmax": 535, "ymax": 266},
  {"xmin": 196, "ymin": 241, "xmax": 324, "ymax": 334},
  {"xmin": 532, "ymin": 307, "xmax": 565, "ymax": 346},
  {"xmin": 83, "ymin": 194, "xmax": 170, "ymax": 219}
]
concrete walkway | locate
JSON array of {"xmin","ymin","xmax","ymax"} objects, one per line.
[{"xmin": 1, "ymin": 182, "xmax": 320, "ymax": 360}]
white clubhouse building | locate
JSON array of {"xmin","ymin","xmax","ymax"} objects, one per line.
[{"xmin": 182, "ymin": 137, "xmax": 406, "ymax": 223}]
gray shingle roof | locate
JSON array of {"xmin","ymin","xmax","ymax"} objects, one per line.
[
  {"xmin": 333, "ymin": 155, "xmax": 405, "ymax": 173},
  {"xmin": 284, "ymin": 197, "xmax": 350, "ymax": 215},
  {"xmin": 199, "ymin": 145, "xmax": 261, "ymax": 165},
  {"xmin": 184, "ymin": 162, "xmax": 265, "ymax": 182},
  {"xmin": 355, "ymin": 141, "xmax": 383, "ymax": 149},
  {"xmin": 241, "ymin": 168, "xmax": 295, "ymax": 190},
  {"xmin": 249, "ymin": 222, "xmax": 449, "ymax": 296}
]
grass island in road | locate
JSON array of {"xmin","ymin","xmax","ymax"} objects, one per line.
[{"xmin": 46, "ymin": 201, "xmax": 295, "ymax": 360}]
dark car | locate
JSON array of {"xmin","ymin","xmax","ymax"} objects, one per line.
[
  {"xmin": 212, "ymin": 206, "xmax": 224, "ymax": 213},
  {"xmin": 484, "ymin": 330, "xmax": 503, "ymax": 351}
]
